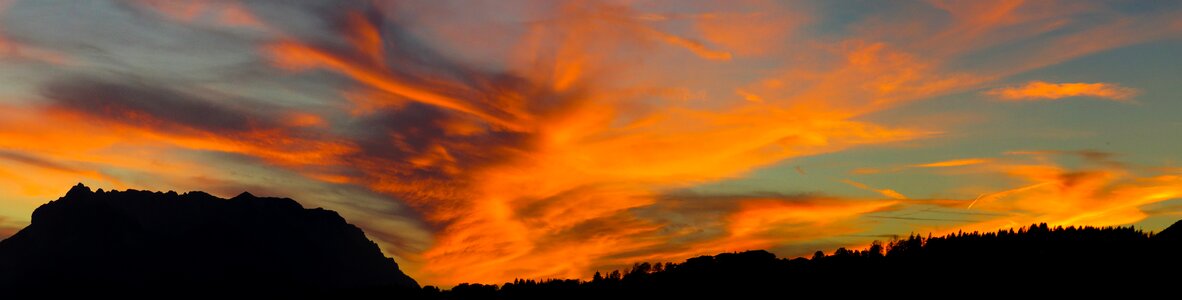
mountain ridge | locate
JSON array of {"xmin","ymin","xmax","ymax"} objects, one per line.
[{"xmin": 0, "ymin": 183, "xmax": 418, "ymax": 297}]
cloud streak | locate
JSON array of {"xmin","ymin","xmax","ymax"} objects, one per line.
[
  {"xmin": 961, "ymin": 161, "xmax": 1182, "ymax": 230},
  {"xmin": 985, "ymin": 81, "xmax": 1139, "ymax": 101},
  {"xmin": 913, "ymin": 158, "xmax": 991, "ymax": 168},
  {"xmin": 842, "ymin": 179, "xmax": 909, "ymax": 200}
]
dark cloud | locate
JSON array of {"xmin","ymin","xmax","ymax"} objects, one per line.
[
  {"xmin": 246, "ymin": 0, "xmax": 477, "ymax": 82},
  {"xmin": 651, "ymin": 191, "xmax": 825, "ymax": 214},
  {"xmin": 356, "ymin": 104, "xmax": 528, "ymax": 163},
  {"xmin": 2, "ymin": 1, "xmax": 258, "ymax": 79},
  {"xmin": 0, "ymin": 151, "xmax": 79, "ymax": 173},
  {"xmin": 1007, "ymin": 149, "xmax": 1123, "ymax": 167},
  {"xmin": 237, "ymin": 0, "xmax": 562, "ymax": 208},
  {"xmin": 41, "ymin": 76, "xmax": 265, "ymax": 134},
  {"xmin": 255, "ymin": 0, "xmax": 560, "ymax": 127},
  {"xmin": 338, "ymin": 102, "xmax": 533, "ymax": 214}
]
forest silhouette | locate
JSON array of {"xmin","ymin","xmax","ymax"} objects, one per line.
[
  {"xmin": 1, "ymin": 184, "xmax": 1180, "ymax": 298},
  {"xmin": 431, "ymin": 221, "xmax": 1182, "ymax": 299}
]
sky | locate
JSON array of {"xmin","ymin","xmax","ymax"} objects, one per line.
[{"xmin": 1, "ymin": 0, "xmax": 1181, "ymax": 286}]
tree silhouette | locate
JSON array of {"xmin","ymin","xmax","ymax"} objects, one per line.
[{"xmin": 424, "ymin": 221, "xmax": 1182, "ymax": 299}]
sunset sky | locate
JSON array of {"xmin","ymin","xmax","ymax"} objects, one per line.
[{"xmin": 2, "ymin": 0, "xmax": 1182, "ymax": 286}]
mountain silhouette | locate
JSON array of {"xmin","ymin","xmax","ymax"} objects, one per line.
[
  {"xmin": 0, "ymin": 183, "xmax": 418, "ymax": 298},
  {"xmin": 1154, "ymin": 219, "xmax": 1182, "ymax": 241}
]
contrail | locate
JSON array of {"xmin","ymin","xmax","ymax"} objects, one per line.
[{"xmin": 968, "ymin": 182, "xmax": 1052, "ymax": 209}]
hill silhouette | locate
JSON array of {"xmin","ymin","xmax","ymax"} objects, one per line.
[{"xmin": 0, "ymin": 184, "xmax": 419, "ymax": 298}]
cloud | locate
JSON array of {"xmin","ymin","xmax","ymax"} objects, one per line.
[
  {"xmin": 842, "ymin": 179, "xmax": 908, "ymax": 200},
  {"xmin": 881, "ymin": 151, "xmax": 1182, "ymax": 236},
  {"xmin": 0, "ymin": 150, "xmax": 82, "ymax": 174},
  {"xmin": 258, "ymin": 1, "xmax": 927, "ymax": 285},
  {"xmin": 1005, "ymin": 149, "xmax": 1114, "ymax": 161},
  {"xmin": 649, "ymin": 30, "xmax": 732, "ymax": 61},
  {"xmin": 42, "ymin": 76, "xmax": 265, "ymax": 134},
  {"xmin": 694, "ymin": 8, "xmax": 806, "ymax": 57},
  {"xmin": 134, "ymin": 0, "xmax": 266, "ymax": 29},
  {"xmin": 608, "ymin": 193, "xmax": 900, "ymax": 264},
  {"xmin": 829, "ymin": 152, "xmax": 1182, "ymax": 247},
  {"xmin": 963, "ymin": 164, "xmax": 1182, "ymax": 228},
  {"xmin": 912, "ymin": 158, "xmax": 991, "ymax": 168},
  {"xmin": 724, "ymin": 197, "xmax": 898, "ymax": 241},
  {"xmin": 38, "ymin": 75, "xmax": 356, "ymax": 169},
  {"xmin": 985, "ymin": 81, "xmax": 1139, "ymax": 101},
  {"xmin": 0, "ymin": 29, "xmax": 71, "ymax": 65}
]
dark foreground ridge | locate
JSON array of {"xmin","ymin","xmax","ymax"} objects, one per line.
[
  {"xmin": 0, "ymin": 183, "xmax": 418, "ymax": 298},
  {"xmin": 429, "ymin": 221, "xmax": 1182, "ymax": 299},
  {"xmin": 5, "ymin": 184, "xmax": 1182, "ymax": 298}
]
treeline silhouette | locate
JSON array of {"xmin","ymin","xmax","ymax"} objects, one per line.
[{"xmin": 428, "ymin": 221, "xmax": 1182, "ymax": 299}]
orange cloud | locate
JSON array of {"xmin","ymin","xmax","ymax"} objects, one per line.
[
  {"xmin": 848, "ymin": 158, "xmax": 993, "ymax": 176},
  {"xmin": 257, "ymin": 3, "xmax": 937, "ymax": 285},
  {"xmin": 282, "ymin": 112, "xmax": 328, "ymax": 128},
  {"xmin": 649, "ymin": 30, "xmax": 733, "ymax": 61},
  {"xmin": 0, "ymin": 33, "xmax": 72, "ymax": 65},
  {"xmin": 872, "ymin": 1, "xmax": 1180, "ymax": 82},
  {"xmin": 695, "ymin": 10, "xmax": 805, "ymax": 57},
  {"xmin": 913, "ymin": 158, "xmax": 991, "ymax": 168},
  {"xmin": 573, "ymin": 194, "xmax": 900, "ymax": 267},
  {"xmin": 917, "ymin": 0, "xmax": 1062, "ymax": 57},
  {"xmin": 850, "ymin": 168, "xmax": 883, "ymax": 175},
  {"xmin": 582, "ymin": 4, "xmax": 734, "ymax": 61},
  {"xmin": 985, "ymin": 81, "xmax": 1139, "ymax": 101},
  {"xmin": 919, "ymin": 155, "xmax": 1182, "ymax": 236},
  {"xmin": 0, "ymin": 104, "xmax": 231, "ymax": 223},
  {"xmin": 136, "ymin": 0, "xmax": 265, "ymax": 29},
  {"xmin": 726, "ymin": 198, "xmax": 898, "ymax": 240},
  {"xmin": 842, "ymin": 179, "xmax": 908, "ymax": 200},
  {"xmin": 150, "ymin": 0, "xmax": 1182, "ymax": 285},
  {"xmin": 268, "ymin": 40, "xmax": 526, "ymax": 131},
  {"xmin": 735, "ymin": 89, "xmax": 764, "ymax": 103},
  {"xmin": 736, "ymin": 40, "xmax": 986, "ymax": 115}
]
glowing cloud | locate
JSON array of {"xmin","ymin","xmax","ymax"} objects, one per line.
[
  {"xmin": 913, "ymin": 158, "xmax": 991, "ymax": 168},
  {"xmin": 722, "ymin": 197, "xmax": 898, "ymax": 248},
  {"xmin": 842, "ymin": 179, "xmax": 908, "ymax": 200},
  {"xmin": 985, "ymin": 81, "xmax": 1139, "ymax": 101},
  {"xmin": 967, "ymin": 165, "xmax": 1182, "ymax": 229}
]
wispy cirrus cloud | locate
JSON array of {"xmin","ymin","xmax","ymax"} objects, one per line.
[
  {"xmin": 842, "ymin": 179, "xmax": 908, "ymax": 200},
  {"xmin": 849, "ymin": 158, "xmax": 990, "ymax": 175},
  {"xmin": 985, "ymin": 81, "xmax": 1139, "ymax": 101},
  {"xmin": 954, "ymin": 158, "xmax": 1182, "ymax": 231}
]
